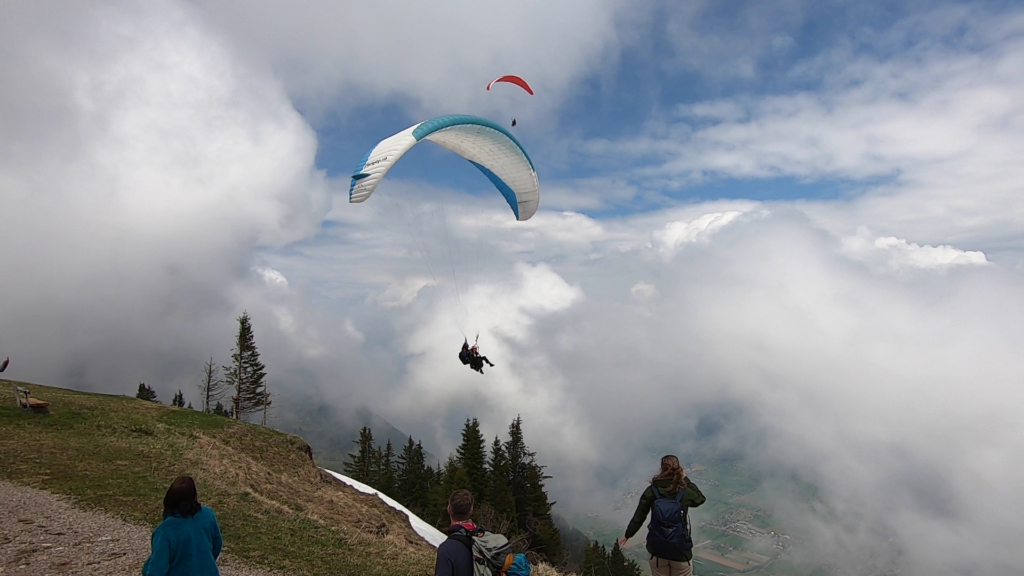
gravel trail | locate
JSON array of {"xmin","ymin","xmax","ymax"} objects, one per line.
[{"xmin": 0, "ymin": 481, "xmax": 281, "ymax": 576}]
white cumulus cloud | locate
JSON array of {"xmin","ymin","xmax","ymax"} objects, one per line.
[
  {"xmin": 374, "ymin": 278, "xmax": 433, "ymax": 309},
  {"xmin": 630, "ymin": 281, "xmax": 659, "ymax": 302},
  {"xmin": 841, "ymin": 227, "xmax": 988, "ymax": 271},
  {"xmin": 650, "ymin": 211, "xmax": 744, "ymax": 257},
  {"xmin": 255, "ymin": 266, "xmax": 290, "ymax": 288},
  {"xmin": 873, "ymin": 236, "xmax": 988, "ymax": 269}
]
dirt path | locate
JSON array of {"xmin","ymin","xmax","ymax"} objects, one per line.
[{"xmin": 0, "ymin": 481, "xmax": 280, "ymax": 576}]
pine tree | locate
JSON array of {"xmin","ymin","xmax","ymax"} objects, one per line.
[
  {"xmin": 579, "ymin": 542, "xmax": 609, "ymax": 576},
  {"xmin": 412, "ymin": 442, "xmax": 433, "ymax": 515},
  {"xmin": 608, "ymin": 541, "xmax": 641, "ymax": 576},
  {"xmin": 557, "ymin": 518, "xmax": 592, "ymax": 572},
  {"xmin": 212, "ymin": 401, "xmax": 229, "ymax": 417},
  {"xmin": 456, "ymin": 418, "xmax": 489, "ymax": 502},
  {"xmin": 396, "ymin": 437, "xmax": 432, "ymax": 515},
  {"xmin": 198, "ymin": 357, "xmax": 227, "ymax": 413},
  {"xmin": 487, "ymin": 435, "xmax": 516, "ymax": 520},
  {"xmin": 503, "ymin": 416, "xmax": 564, "ymax": 564},
  {"xmin": 423, "ymin": 459, "xmax": 437, "ymax": 511},
  {"xmin": 187, "ymin": 402, "xmax": 193, "ymax": 410},
  {"xmin": 576, "ymin": 539, "xmax": 638, "ymax": 576},
  {"xmin": 377, "ymin": 439, "xmax": 397, "ymax": 496},
  {"xmin": 523, "ymin": 461, "xmax": 563, "ymax": 563},
  {"xmin": 224, "ymin": 312, "xmax": 270, "ymax": 420},
  {"xmin": 396, "ymin": 437, "xmax": 428, "ymax": 513},
  {"xmin": 136, "ymin": 382, "xmax": 158, "ymax": 403},
  {"xmin": 368, "ymin": 445, "xmax": 383, "ymax": 488},
  {"xmin": 428, "ymin": 455, "xmax": 471, "ymax": 527},
  {"xmin": 396, "ymin": 437, "xmax": 417, "ymax": 507},
  {"xmin": 171, "ymin": 389, "xmax": 185, "ymax": 407},
  {"xmin": 344, "ymin": 427, "xmax": 375, "ymax": 483},
  {"xmin": 504, "ymin": 416, "xmax": 534, "ymax": 527}
]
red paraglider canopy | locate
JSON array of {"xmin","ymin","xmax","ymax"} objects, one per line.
[{"xmin": 486, "ymin": 75, "xmax": 534, "ymax": 95}]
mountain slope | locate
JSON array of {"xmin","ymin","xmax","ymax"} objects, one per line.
[
  {"xmin": 273, "ymin": 397, "xmax": 438, "ymax": 471},
  {"xmin": 0, "ymin": 380, "xmax": 435, "ymax": 576}
]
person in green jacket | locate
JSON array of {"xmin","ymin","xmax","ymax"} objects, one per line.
[
  {"xmin": 143, "ymin": 475, "xmax": 223, "ymax": 576},
  {"xmin": 619, "ymin": 455, "xmax": 706, "ymax": 576}
]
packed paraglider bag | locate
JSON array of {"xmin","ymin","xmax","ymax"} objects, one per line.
[{"xmin": 463, "ymin": 527, "xmax": 531, "ymax": 576}]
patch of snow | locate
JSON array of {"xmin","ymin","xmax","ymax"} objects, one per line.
[{"xmin": 322, "ymin": 468, "xmax": 447, "ymax": 548}]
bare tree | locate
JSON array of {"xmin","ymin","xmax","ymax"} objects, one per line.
[
  {"xmin": 197, "ymin": 357, "xmax": 227, "ymax": 413},
  {"xmin": 260, "ymin": 381, "xmax": 277, "ymax": 426}
]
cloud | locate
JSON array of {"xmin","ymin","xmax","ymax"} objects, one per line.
[
  {"xmin": 255, "ymin": 266, "xmax": 290, "ymax": 288},
  {"xmin": 191, "ymin": 0, "xmax": 636, "ymax": 120},
  {"xmin": 871, "ymin": 237, "xmax": 987, "ymax": 268},
  {"xmin": 841, "ymin": 227, "xmax": 989, "ymax": 271},
  {"xmin": 541, "ymin": 177, "xmax": 643, "ymax": 212},
  {"xmin": 629, "ymin": 281, "xmax": 658, "ymax": 302},
  {"xmin": 0, "ymin": 1, "xmax": 338, "ymax": 394},
  {"xmin": 4, "ymin": 2, "xmax": 1024, "ymax": 574},
  {"xmin": 596, "ymin": 6, "xmax": 1024, "ymax": 251},
  {"xmin": 320, "ymin": 178, "xmax": 1024, "ymax": 572},
  {"xmin": 649, "ymin": 210, "xmax": 744, "ymax": 257},
  {"xmin": 344, "ymin": 319, "xmax": 366, "ymax": 344},
  {"xmin": 374, "ymin": 278, "xmax": 432, "ymax": 308},
  {"xmin": 659, "ymin": 0, "xmax": 808, "ymax": 80},
  {"xmin": 541, "ymin": 211, "xmax": 1024, "ymax": 572},
  {"xmin": 379, "ymin": 262, "xmax": 591, "ymax": 464}
]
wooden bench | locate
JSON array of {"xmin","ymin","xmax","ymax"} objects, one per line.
[{"xmin": 12, "ymin": 385, "xmax": 50, "ymax": 412}]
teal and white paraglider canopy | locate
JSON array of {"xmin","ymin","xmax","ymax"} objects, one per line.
[{"xmin": 349, "ymin": 115, "xmax": 540, "ymax": 221}]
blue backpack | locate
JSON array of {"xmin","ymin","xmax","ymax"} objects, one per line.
[
  {"xmin": 506, "ymin": 553, "xmax": 531, "ymax": 576},
  {"xmin": 646, "ymin": 484, "xmax": 692, "ymax": 561}
]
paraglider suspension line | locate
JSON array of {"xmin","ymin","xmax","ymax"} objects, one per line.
[
  {"xmin": 372, "ymin": 193, "xmax": 455, "ymax": 325},
  {"xmin": 438, "ymin": 204, "xmax": 467, "ymax": 329}
]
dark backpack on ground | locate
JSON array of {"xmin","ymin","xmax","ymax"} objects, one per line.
[{"xmin": 646, "ymin": 484, "xmax": 692, "ymax": 561}]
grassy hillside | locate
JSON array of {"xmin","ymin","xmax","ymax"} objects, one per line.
[{"xmin": 0, "ymin": 380, "xmax": 436, "ymax": 576}]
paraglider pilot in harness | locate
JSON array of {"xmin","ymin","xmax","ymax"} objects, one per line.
[{"xmin": 459, "ymin": 339, "xmax": 494, "ymax": 374}]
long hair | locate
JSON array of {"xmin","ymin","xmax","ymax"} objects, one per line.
[
  {"xmin": 651, "ymin": 455, "xmax": 686, "ymax": 492},
  {"xmin": 163, "ymin": 476, "xmax": 202, "ymax": 518}
]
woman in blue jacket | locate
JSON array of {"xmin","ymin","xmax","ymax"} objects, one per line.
[{"xmin": 143, "ymin": 475, "xmax": 223, "ymax": 576}]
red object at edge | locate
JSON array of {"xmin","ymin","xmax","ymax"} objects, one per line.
[{"xmin": 486, "ymin": 75, "xmax": 534, "ymax": 95}]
